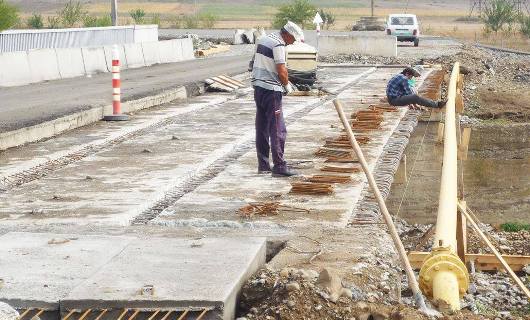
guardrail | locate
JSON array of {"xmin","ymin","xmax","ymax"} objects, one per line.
[
  {"xmin": 0, "ymin": 25, "xmax": 158, "ymax": 53},
  {"xmin": 418, "ymin": 62, "xmax": 470, "ymax": 311}
]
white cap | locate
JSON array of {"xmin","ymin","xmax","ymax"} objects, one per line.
[{"xmin": 283, "ymin": 21, "xmax": 304, "ymax": 42}]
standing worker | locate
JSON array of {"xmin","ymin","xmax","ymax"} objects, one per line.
[
  {"xmin": 249, "ymin": 21, "xmax": 304, "ymax": 177},
  {"xmin": 387, "ymin": 67, "xmax": 446, "ymax": 110}
]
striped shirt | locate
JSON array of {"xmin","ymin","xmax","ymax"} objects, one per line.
[{"xmin": 251, "ymin": 32, "xmax": 286, "ymax": 92}]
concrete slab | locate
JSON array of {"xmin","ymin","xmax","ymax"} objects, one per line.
[
  {"xmin": 55, "ymin": 47, "xmax": 85, "ymax": 78},
  {"xmin": 81, "ymin": 47, "xmax": 108, "ymax": 74},
  {"xmin": 319, "ymin": 35, "xmax": 397, "ymax": 57},
  {"xmin": 180, "ymin": 37, "xmax": 195, "ymax": 60},
  {"xmin": 0, "ymin": 232, "xmax": 134, "ymax": 310},
  {"xmin": 123, "ymin": 43, "xmax": 145, "ymax": 69},
  {"xmin": 62, "ymin": 237, "xmax": 266, "ymax": 320},
  {"xmin": 141, "ymin": 41, "xmax": 161, "ymax": 66},
  {"xmin": 0, "ymin": 51, "xmax": 31, "ymax": 87},
  {"xmin": 27, "ymin": 49, "xmax": 61, "ymax": 83}
]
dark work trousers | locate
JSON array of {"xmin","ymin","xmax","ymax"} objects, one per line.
[
  {"xmin": 388, "ymin": 94, "xmax": 438, "ymax": 108},
  {"xmin": 254, "ymin": 86, "xmax": 287, "ymax": 173}
]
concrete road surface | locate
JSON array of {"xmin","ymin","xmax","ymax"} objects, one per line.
[{"xmin": 0, "ymin": 54, "xmax": 251, "ymax": 133}]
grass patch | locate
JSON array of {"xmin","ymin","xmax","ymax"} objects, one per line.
[{"xmin": 500, "ymin": 222, "xmax": 530, "ymax": 232}]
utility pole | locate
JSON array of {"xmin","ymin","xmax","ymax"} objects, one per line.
[
  {"xmin": 371, "ymin": 0, "xmax": 374, "ymax": 17},
  {"xmin": 111, "ymin": 0, "xmax": 118, "ymax": 26}
]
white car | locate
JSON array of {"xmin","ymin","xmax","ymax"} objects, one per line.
[{"xmin": 385, "ymin": 14, "xmax": 420, "ymax": 47}]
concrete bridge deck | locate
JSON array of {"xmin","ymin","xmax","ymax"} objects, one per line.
[{"xmin": 0, "ymin": 66, "xmax": 434, "ymax": 319}]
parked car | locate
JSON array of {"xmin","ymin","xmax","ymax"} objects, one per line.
[{"xmin": 385, "ymin": 14, "xmax": 420, "ymax": 47}]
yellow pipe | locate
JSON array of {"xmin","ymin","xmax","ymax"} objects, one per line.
[{"xmin": 419, "ymin": 63, "xmax": 469, "ymax": 311}]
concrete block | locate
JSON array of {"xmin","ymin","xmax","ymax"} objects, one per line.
[
  {"xmin": 141, "ymin": 41, "xmax": 161, "ymax": 66},
  {"xmin": 55, "ymin": 47, "xmax": 85, "ymax": 78},
  {"xmin": 171, "ymin": 39, "xmax": 184, "ymax": 62},
  {"xmin": 103, "ymin": 44, "xmax": 128, "ymax": 70},
  {"xmin": 63, "ymin": 237, "xmax": 266, "ymax": 320},
  {"xmin": 123, "ymin": 42, "xmax": 145, "ymax": 69},
  {"xmin": 0, "ymin": 232, "xmax": 134, "ymax": 309},
  {"xmin": 158, "ymin": 40, "xmax": 177, "ymax": 64},
  {"xmin": 0, "ymin": 51, "xmax": 31, "ymax": 87},
  {"xmin": 81, "ymin": 46, "xmax": 108, "ymax": 74},
  {"xmin": 27, "ymin": 48, "xmax": 61, "ymax": 83},
  {"xmin": 318, "ymin": 35, "xmax": 397, "ymax": 57},
  {"xmin": 180, "ymin": 37, "xmax": 195, "ymax": 61}
]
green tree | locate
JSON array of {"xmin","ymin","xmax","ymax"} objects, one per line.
[
  {"xmin": 47, "ymin": 16, "xmax": 61, "ymax": 28},
  {"xmin": 199, "ymin": 13, "xmax": 218, "ymax": 29},
  {"xmin": 60, "ymin": 1, "xmax": 85, "ymax": 27},
  {"xmin": 129, "ymin": 9, "xmax": 146, "ymax": 24},
  {"xmin": 482, "ymin": 0, "xmax": 516, "ymax": 33},
  {"xmin": 0, "ymin": 0, "xmax": 19, "ymax": 31},
  {"xmin": 150, "ymin": 13, "xmax": 161, "ymax": 26},
  {"xmin": 319, "ymin": 9, "xmax": 335, "ymax": 30},
  {"xmin": 183, "ymin": 15, "xmax": 199, "ymax": 29},
  {"xmin": 520, "ymin": 15, "xmax": 530, "ymax": 38},
  {"xmin": 273, "ymin": 0, "xmax": 316, "ymax": 29},
  {"xmin": 27, "ymin": 13, "xmax": 44, "ymax": 29}
]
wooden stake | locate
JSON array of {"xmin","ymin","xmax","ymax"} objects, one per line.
[
  {"xmin": 395, "ymin": 154, "xmax": 407, "ymax": 184},
  {"xmin": 458, "ymin": 127, "xmax": 471, "ymax": 161},
  {"xmin": 458, "ymin": 201, "xmax": 530, "ymax": 299},
  {"xmin": 456, "ymin": 201, "xmax": 467, "ymax": 263},
  {"xmin": 437, "ymin": 122, "xmax": 445, "ymax": 144},
  {"xmin": 333, "ymin": 99, "xmax": 430, "ymax": 311}
]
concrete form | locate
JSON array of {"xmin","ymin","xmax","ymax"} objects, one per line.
[
  {"xmin": 0, "ymin": 233, "xmax": 265, "ymax": 320},
  {"xmin": 318, "ymin": 35, "xmax": 397, "ymax": 57}
]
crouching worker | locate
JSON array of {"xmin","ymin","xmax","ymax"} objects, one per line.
[{"xmin": 386, "ymin": 67, "xmax": 446, "ymax": 110}]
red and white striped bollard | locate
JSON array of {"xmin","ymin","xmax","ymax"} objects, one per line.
[{"xmin": 104, "ymin": 45, "xmax": 128, "ymax": 121}]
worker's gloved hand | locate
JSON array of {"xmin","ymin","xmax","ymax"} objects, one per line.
[{"xmin": 283, "ymin": 82, "xmax": 295, "ymax": 95}]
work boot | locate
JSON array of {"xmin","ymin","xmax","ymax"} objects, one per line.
[
  {"xmin": 437, "ymin": 100, "xmax": 448, "ymax": 108},
  {"xmin": 271, "ymin": 169, "xmax": 297, "ymax": 177}
]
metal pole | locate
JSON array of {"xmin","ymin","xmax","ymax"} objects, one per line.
[
  {"xmin": 418, "ymin": 63, "xmax": 469, "ymax": 311},
  {"xmin": 111, "ymin": 0, "xmax": 118, "ymax": 26}
]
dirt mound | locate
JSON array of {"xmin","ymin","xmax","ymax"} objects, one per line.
[{"xmin": 237, "ymin": 268, "xmax": 501, "ymax": 320}]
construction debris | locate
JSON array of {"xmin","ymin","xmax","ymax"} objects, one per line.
[
  {"xmin": 320, "ymin": 165, "xmax": 361, "ymax": 174},
  {"xmin": 290, "ymin": 182, "xmax": 334, "ymax": 196},
  {"xmin": 238, "ymin": 202, "xmax": 309, "ymax": 218},
  {"xmin": 307, "ymin": 175, "xmax": 352, "ymax": 184},
  {"xmin": 205, "ymin": 75, "xmax": 246, "ymax": 92}
]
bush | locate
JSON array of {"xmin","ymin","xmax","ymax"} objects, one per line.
[
  {"xmin": 60, "ymin": 0, "xmax": 85, "ymax": 27},
  {"xmin": 199, "ymin": 13, "xmax": 218, "ymax": 29},
  {"xmin": 0, "ymin": 0, "xmax": 19, "ymax": 31},
  {"xmin": 47, "ymin": 16, "xmax": 61, "ymax": 28},
  {"xmin": 520, "ymin": 15, "xmax": 530, "ymax": 38},
  {"xmin": 500, "ymin": 222, "xmax": 530, "ymax": 232},
  {"xmin": 273, "ymin": 0, "xmax": 316, "ymax": 29},
  {"xmin": 169, "ymin": 15, "xmax": 183, "ymax": 28},
  {"xmin": 183, "ymin": 15, "xmax": 199, "ymax": 29},
  {"xmin": 27, "ymin": 13, "xmax": 44, "ymax": 29},
  {"xmin": 319, "ymin": 9, "xmax": 335, "ymax": 30},
  {"xmin": 83, "ymin": 15, "xmax": 112, "ymax": 27},
  {"xmin": 150, "ymin": 13, "xmax": 161, "ymax": 26},
  {"xmin": 129, "ymin": 9, "xmax": 146, "ymax": 24},
  {"xmin": 482, "ymin": 0, "xmax": 516, "ymax": 33}
]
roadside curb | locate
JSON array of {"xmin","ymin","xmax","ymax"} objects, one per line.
[{"xmin": 0, "ymin": 82, "xmax": 204, "ymax": 151}]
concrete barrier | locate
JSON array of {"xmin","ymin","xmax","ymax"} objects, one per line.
[
  {"xmin": 181, "ymin": 38, "xmax": 194, "ymax": 60},
  {"xmin": 123, "ymin": 43, "xmax": 145, "ymax": 69},
  {"xmin": 0, "ymin": 39, "xmax": 194, "ymax": 87},
  {"xmin": 104, "ymin": 45, "xmax": 127, "ymax": 70},
  {"xmin": 82, "ymin": 47, "xmax": 108, "ymax": 74},
  {"xmin": 27, "ymin": 48, "xmax": 61, "ymax": 83},
  {"xmin": 56, "ymin": 48, "xmax": 85, "ymax": 78},
  {"xmin": 142, "ymin": 41, "xmax": 161, "ymax": 66},
  {"xmin": 0, "ymin": 51, "xmax": 31, "ymax": 86},
  {"xmin": 318, "ymin": 35, "xmax": 397, "ymax": 57}
]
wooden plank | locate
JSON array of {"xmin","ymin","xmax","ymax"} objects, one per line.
[
  {"xmin": 408, "ymin": 251, "xmax": 530, "ymax": 271},
  {"xmin": 217, "ymin": 75, "xmax": 244, "ymax": 88},
  {"xmin": 437, "ymin": 122, "xmax": 445, "ymax": 143},
  {"xmin": 221, "ymin": 74, "xmax": 245, "ymax": 87},
  {"xmin": 412, "ymin": 224, "xmax": 435, "ymax": 252},
  {"xmin": 458, "ymin": 202, "xmax": 530, "ymax": 299},
  {"xmin": 456, "ymin": 202, "xmax": 467, "ymax": 262},
  {"xmin": 458, "ymin": 127, "xmax": 471, "ymax": 161},
  {"xmin": 211, "ymin": 76, "xmax": 239, "ymax": 89},
  {"xmin": 456, "ymin": 93, "xmax": 465, "ymax": 114}
]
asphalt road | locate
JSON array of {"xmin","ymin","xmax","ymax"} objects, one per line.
[{"xmin": 0, "ymin": 54, "xmax": 251, "ymax": 133}]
